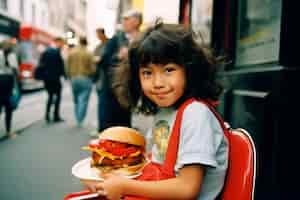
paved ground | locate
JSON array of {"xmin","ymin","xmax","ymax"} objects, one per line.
[
  {"xmin": 0, "ymin": 84, "xmax": 153, "ymax": 200},
  {"xmin": 0, "ymin": 121, "xmax": 91, "ymax": 199}
]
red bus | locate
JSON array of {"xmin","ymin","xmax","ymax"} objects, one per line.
[{"xmin": 18, "ymin": 25, "xmax": 54, "ymax": 90}]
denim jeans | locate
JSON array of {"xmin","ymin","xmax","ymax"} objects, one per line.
[{"xmin": 71, "ymin": 77, "xmax": 93, "ymax": 124}]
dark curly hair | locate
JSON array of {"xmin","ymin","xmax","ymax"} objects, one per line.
[{"xmin": 112, "ymin": 23, "xmax": 223, "ymax": 115}]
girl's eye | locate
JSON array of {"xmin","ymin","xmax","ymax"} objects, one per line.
[
  {"xmin": 141, "ymin": 70, "xmax": 152, "ymax": 77},
  {"xmin": 165, "ymin": 67, "xmax": 176, "ymax": 73}
]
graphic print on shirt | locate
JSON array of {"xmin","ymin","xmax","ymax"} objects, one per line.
[{"xmin": 152, "ymin": 120, "xmax": 171, "ymax": 162}]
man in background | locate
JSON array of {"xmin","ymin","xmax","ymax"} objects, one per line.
[
  {"xmin": 40, "ymin": 37, "xmax": 65, "ymax": 123},
  {"xmin": 94, "ymin": 28, "xmax": 109, "ymax": 64},
  {"xmin": 66, "ymin": 36, "xmax": 96, "ymax": 127},
  {"xmin": 93, "ymin": 27, "xmax": 109, "ymax": 134},
  {"xmin": 97, "ymin": 9, "xmax": 143, "ymax": 132}
]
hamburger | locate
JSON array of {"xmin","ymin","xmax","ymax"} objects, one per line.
[{"xmin": 82, "ymin": 126, "xmax": 147, "ymax": 176}]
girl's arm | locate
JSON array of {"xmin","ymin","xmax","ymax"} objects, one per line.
[{"xmin": 95, "ymin": 164, "xmax": 204, "ymax": 200}]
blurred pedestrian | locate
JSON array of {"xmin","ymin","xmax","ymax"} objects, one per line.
[
  {"xmin": 0, "ymin": 40, "xmax": 19, "ymax": 138},
  {"xmin": 97, "ymin": 9, "xmax": 143, "ymax": 132},
  {"xmin": 66, "ymin": 36, "xmax": 96, "ymax": 127},
  {"xmin": 94, "ymin": 28, "xmax": 109, "ymax": 64},
  {"xmin": 39, "ymin": 37, "xmax": 65, "ymax": 123},
  {"xmin": 91, "ymin": 27, "xmax": 109, "ymax": 135},
  {"xmin": 94, "ymin": 28, "xmax": 109, "ymax": 94}
]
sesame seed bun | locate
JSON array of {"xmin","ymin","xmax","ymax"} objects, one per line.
[{"xmin": 99, "ymin": 126, "xmax": 145, "ymax": 148}]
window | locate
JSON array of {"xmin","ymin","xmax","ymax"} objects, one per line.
[
  {"xmin": 19, "ymin": 41, "xmax": 46, "ymax": 65},
  {"xmin": 235, "ymin": 0, "xmax": 282, "ymax": 66},
  {"xmin": 20, "ymin": 0, "xmax": 25, "ymax": 18},
  {"xmin": 0, "ymin": 0, "xmax": 7, "ymax": 10},
  {"xmin": 191, "ymin": 0, "xmax": 213, "ymax": 46},
  {"xmin": 117, "ymin": 0, "xmax": 131, "ymax": 24},
  {"xmin": 32, "ymin": 3, "xmax": 36, "ymax": 25}
]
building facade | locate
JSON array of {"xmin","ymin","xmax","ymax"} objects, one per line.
[
  {"xmin": 0, "ymin": 0, "xmax": 87, "ymax": 40},
  {"xmin": 86, "ymin": 0, "xmax": 180, "ymax": 50}
]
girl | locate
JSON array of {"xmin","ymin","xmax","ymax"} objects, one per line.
[{"xmin": 82, "ymin": 23, "xmax": 229, "ymax": 200}]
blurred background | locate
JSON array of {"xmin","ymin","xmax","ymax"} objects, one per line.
[
  {"xmin": 1, "ymin": 0, "xmax": 299, "ymax": 200},
  {"xmin": 0, "ymin": 0, "xmax": 213, "ymax": 91}
]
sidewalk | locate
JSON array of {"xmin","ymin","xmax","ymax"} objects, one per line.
[
  {"xmin": 0, "ymin": 83, "xmax": 154, "ymax": 140},
  {"xmin": 0, "ymin": 91, "xmax": 47, "ymax": 139}
]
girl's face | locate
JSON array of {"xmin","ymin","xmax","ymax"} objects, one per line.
[{"xmin": 139, "ymin": 63, "xmax": 186, "ymax": 108}]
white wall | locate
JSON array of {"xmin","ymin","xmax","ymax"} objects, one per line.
[
  {"xmin": 86, "ymin": 0, "xmax": 180, "ymax": 50},
  {"xmin": 7, "ymin": 0, "xmax": 21, "ymax": 19},
  {"xmin": 86, "ymin": 0, "xmax": 119, "ymax": 50},
  {"xmin": 12, "ymin": 0, "xmax": 45, "ymax": 27},
  {"xmin": 35, "ymin": 0, "xmax": 49, "ymax": 29},
  {"xmin": 143, "ymin": 0, "xmax": 180, "ymax": 26},
  {"xmin": 19, "ymin": 0, "xmax": 34, "ymax": 25}
]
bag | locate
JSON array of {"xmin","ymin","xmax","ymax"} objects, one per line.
[
  {"xmin": 34, "ymin": 65, "xmax": 47, "ymax": 80},
  {"xmin": 10, "ymin": 81, "xmax": 21, "ymax": 110},
  {"xmin": 125, "ymin": 98, "xmax": 229, "ymax": 200},
  {"xmin": 0, "ymin": 74, "xmax": 14, "ymax": 96},
  {"xmin": 9, "ymin": 70, "xmax": 21, "ymax": 110}
]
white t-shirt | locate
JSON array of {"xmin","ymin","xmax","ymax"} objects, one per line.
[{"xmin": 147, "ymin": 101, "xmax": 229, "ymax": 200}]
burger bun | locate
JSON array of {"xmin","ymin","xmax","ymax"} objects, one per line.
[
  {"xmin": 99, "ymin": 126, "xmax": 145, "ymax": 148},
  {"xmin": 92, "ymin": 159, "xmax": 148, "ymax": 177}
]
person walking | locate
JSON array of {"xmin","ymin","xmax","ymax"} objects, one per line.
[
  {"xmin": 92, "ymin": 27, "xmax": 109, "ymax": 134},
  {"xmin": 66, "ymin": 36, "xmax": 96, "ymax": 127},
  {"xmin": 39, "ymin": 37, "xmax": 65, "ymax": 123},
  {"xmin": 97, "ymin": 9, "xmax": 143, "ymax": 132},
  {"xmin": 0, "ymin": 40, "xmax": 19, "ymax": 138}
]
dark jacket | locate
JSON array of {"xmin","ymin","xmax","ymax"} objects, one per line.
[
  {"xmin": 40, "ymin": 47, "xmax": 65, "ymax": 81},
  {"xmin": 97, "ymin": 31, "xmax": 131, "ymax": 128},
  {"xmin": 99, "ymin": 31, "xmax": 129, "ymax": 74}
]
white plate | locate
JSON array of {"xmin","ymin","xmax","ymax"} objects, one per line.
[{"xmin": 72, "ymin": 157, "xmax": 142, "ymax": 181}]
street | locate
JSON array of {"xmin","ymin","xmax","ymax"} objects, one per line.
[
  {"xmin": 0, "ymin": 82, "xmax": 98, "ymax": 137},
  {"xmin": 0, "ymin": 83, "xmax": 152, "ymax": 200},
  {"xmin": 0, "ymin": 83, "xmax": 97, "ymax": 200}
]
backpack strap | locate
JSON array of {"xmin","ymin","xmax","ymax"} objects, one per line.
[
  {"xmin": 196, "ymin": 99, "xmax": 229, "ymax": 138},
  {"xmin": 163, "ymin": 98, "xmax": 195, "ymax": 174},
  {"xmin": 163, "ymin": 98, "xmax": 229, "ymax": 174}
]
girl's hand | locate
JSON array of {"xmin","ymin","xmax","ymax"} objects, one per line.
[
  {"xmin": 95, "ymin": 172, "xmax": 127, "ymax": 200},
  {"xmin": 80, "ymin": 179, "xmax": 100, "ymax": 193}
]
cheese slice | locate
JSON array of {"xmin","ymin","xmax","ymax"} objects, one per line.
[{"xmin": 129, "ymin": 150, "xmax": 141, "ymax": 157}]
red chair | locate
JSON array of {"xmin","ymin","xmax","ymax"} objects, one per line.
[{"xmin": 220, "ymin": 128, "xmax": 257, "ymax": 200}]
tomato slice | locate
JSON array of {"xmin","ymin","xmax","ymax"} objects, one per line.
[
  {"xmin": 89, "ymin": 139, "xmax": 100, "ymax": 148},
  {"xmin": 91, "ymin": 139, "xmax": 140, "ymax": 157}
]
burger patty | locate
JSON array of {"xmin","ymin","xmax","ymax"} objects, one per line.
[{"xmin": 91, "ymin": 152, "xmax": 144, "ymax": 168}]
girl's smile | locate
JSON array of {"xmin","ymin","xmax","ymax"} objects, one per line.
[
  {"xmin": 151, "ymin": 91, "xmax": 171, "ymax": 101},
  {"xmin": 139, "ymin": 63, "xmax": 186, "ymax": 107}
]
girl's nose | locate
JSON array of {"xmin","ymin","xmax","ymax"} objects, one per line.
[{"xmin": 152, "ymin": 73, "xmax": 164, "ymax": 88}]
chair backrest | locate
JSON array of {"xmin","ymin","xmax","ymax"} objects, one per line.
[{"xmin": 221, "ymin": 128, "xmax": 256, "ymax": 200}]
